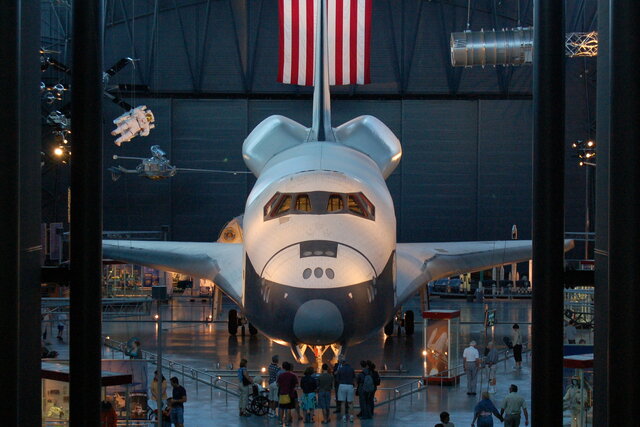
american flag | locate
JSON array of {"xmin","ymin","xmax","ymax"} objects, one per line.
[{"xmin": 278, "ymin": 0, "xmax": 372, "ymax": 86}]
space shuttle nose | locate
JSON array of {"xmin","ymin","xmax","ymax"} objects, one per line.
[{"xmin": 293, "ymin": 299, "xmax": 344, "ymax": 345}]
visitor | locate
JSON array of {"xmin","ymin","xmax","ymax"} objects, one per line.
[
  {"xmin": 500, "ymin": 384, "xmax": 529, "ymax": 427},
  {"xmin": 367, "ymin": 361, "xmax": 380, "ymax": 415},
  {"xmin": 512, "ymin": 324, "xmax": 523, "ymax": 369},
  {"xmin": 151, "ymin": 370, "xmax": 167, "ymax": 410},
  {"xmin": 277, "ymin": 361, "xmax": 298, "ymax": 425},
  {"xmin": 439, "ymin": 410, "xmax": 454, "ymax": 427},
  {"xmin": 168, "ymin": 377, "xmax": 187, "ymax": 427},
  {"xmin": 463, "ymin": 340, "xmax": 481, "ymax": 395},
  {"xmin": 334, "ymin": 355, "xmax": 355, "ymax": 422},
  {"xmin": 317, "ymin": 363, "xmax": 333, "ymax": 424},
  {"xmin": 237, "ymin": 358, "xmax": 253, "ymax": 417},
  {"xmin": 267, "ymin": 354, "xmax": 281, "ymax": 418},
  {"xmin": 484, "ymin": 341, "xmax": 499, "ymax": 393},
  {"xmin": 300, "ymin": 366, "xmax": 318, "ymax": 423},
  {"xmin": 356, "ymin": 360, "xmax": 373, "ymax": 419},
  {"xmin": 471, "ymin": 391, "xmax": 503, "ymax": 426},
  {"xmin": 565, "ymin": 320, "xmax": 578, "ymax": 344},
  {"xmin": 100, "ymin": 400, "xmax": 117, "ymax": 427}
]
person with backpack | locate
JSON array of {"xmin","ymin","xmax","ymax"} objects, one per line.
[
  {"xmin": 356, "ymin": 361, "xmax": 373, "ymax": 420},
  {"xmin": 366, "ymin": 361, "xmax": 380, "ymax": 416}
]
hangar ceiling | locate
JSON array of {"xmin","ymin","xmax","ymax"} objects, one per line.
[
  {"xmin": 42, "ymin": 0, "xmax": 597, "ymax": 96},
  {"xmin": 40, "ymin": 0, "xmax": 597, "ymax": 250}
]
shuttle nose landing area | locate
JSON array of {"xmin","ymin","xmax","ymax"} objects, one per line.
[{"xmin": 293, "ymin": 299, "xmax": 343, "ymax": 345}]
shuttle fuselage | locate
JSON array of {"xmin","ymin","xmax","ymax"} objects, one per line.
[{"xmin": 242, "ymin": 141, "xmax": 397, "ymax": 348}]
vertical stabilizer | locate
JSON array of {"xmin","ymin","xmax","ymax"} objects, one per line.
[{"xmin": 310, "ymin": 0, "xmax": 335, "ymax": 141}]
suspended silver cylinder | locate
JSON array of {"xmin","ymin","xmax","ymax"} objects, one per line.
[{"xmin": 450, "ymin": 27, "xmax": 534, "ymax": 67}]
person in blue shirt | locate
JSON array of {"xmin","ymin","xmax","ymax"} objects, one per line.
[{"xmin": 471, "ymin": 392, "xmax": 503, "ymax": 427}]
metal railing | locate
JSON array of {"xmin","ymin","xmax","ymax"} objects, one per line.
[
  {"xmin": 374, "ymin": 344, "xmax": 531, "ymax": 410},
  {"xmin": 104, "ymin": 338, "xmax": 241, "ymax": 403},
  {"xmin": 104, "ymin": 338, "xmax": 530, "ymax": 413}
]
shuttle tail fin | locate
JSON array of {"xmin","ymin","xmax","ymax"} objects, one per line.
[{"xmin": 310, "ymin": 0, "xmax": 335, "ymax": 142}]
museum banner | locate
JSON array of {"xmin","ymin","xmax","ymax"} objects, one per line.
[{"xmin": 278, "ymin": 0, "xmax": 372, "ymax": 86}]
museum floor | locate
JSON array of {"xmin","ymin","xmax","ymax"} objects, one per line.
[{"xmin": 48, "ymin": 296, "xmax": 591, "ymax": 426}]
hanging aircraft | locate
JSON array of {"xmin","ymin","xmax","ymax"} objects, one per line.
[{"xmin": 103, "ymin": 0, "xmax": 573, "ymax": 363}]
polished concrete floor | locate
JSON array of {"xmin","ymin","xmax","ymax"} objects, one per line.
[{"xmin": 47, "ymin": 295, "xmax": 591, "ymax": 426}]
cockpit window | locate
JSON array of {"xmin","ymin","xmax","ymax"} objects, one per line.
[
  {"xmin": 263, "ymin": 192, "xmax": 281, "ymax": 217},
  {"xmin": 359, "ymin": 193, "xmax": 375, "ymax": 218},
  {"xmin": 275, "ymin": 195, "xmax": 292, "ymax": 215},
  {"xmin": 347, "ymin": 195, "xmax": 364, "ymax": 216},
  {"xmin": 295, "ymin": 194, "xmax": 312, "ymax": 212},
  {"xmin": 263, "ymin": 191, "xmax": 375, "ymax": 221},
  {"xmin": 327, "ymin": 194, "xmax": 344, "ymax": 212}
]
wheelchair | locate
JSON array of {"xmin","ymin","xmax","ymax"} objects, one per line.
[{"xmin": 247, "ymin": 384, "xmax": 270, "ymax": 416}]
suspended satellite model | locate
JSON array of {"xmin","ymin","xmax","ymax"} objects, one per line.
[{"xmin": 108, "ymin": 145, "xmax": 249, "ymax": 181}]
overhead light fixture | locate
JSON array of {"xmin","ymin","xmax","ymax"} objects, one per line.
[{"xmin": 54, "ymin": 147, "xmax": 64, "ymax": 156}]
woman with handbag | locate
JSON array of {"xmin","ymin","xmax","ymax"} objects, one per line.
[
  {"xmin": 238, "ymin": 358, "xmax": 253, "ymax": 417},
  {"xmin": 277, "ymin": 361, "xmax": 298, "ymax": 426}
]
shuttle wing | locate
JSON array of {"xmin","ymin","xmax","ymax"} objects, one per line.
[
  {"xmin": 103, "ymin": 240, "xmax": 244, "ymax": 306},
  {"xmin": 395, "ymin": 240, "xmax": 574, "ymax": 306}
]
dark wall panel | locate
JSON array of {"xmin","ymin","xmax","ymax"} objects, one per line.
[
  {"xmin": 401, "ymin": 100, "xmax": 478, "ymax": 242},
  {"xmin": 477, "ymin": 100, "xmax": 533, "ymax": 240},
  {"xmin": 171, "ymin": 99, "xmax": 248, "ymax": 241},
  {"xmin": 100, "ymin": 97, "xmax": 585, "ymax": 250},
  {"xmin": 103, "ymin": 98, "xmax": 173, "ymax": 232}
]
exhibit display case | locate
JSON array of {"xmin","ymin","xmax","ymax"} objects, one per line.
[
  {"xmin": 422, "ymin": 310, "xmax": 461, "ymax": 384},
  {"xmin": 563, "ymin": 354, "xmax": 593, "ymax": 427}
]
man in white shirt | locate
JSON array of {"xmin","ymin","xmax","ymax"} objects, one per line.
[{"xmin": 463, "ymin": 340, "xmax": 480, "ymax": 395}]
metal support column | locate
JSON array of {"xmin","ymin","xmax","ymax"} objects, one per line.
[
  {"xmin": 0, "ymin": 2, "xmax": 21, "ymax": 424},
  {"xmin": 18, "ymin": 1, "xmax": 43, "ymax": 425},
  {"xmin": 532, "ymin": 0, "xmax": 565, "ymax": 425},
  {"xmin": 70, "ymin": 0, "xmax": 104, "ymax": 425},
  {"xmin": 593, "ymin": 0, "xmax": 609, "ymax": 424},
  {"xmin": 608, "ymin": 0, "xmax": 640, "ymax": 423}
]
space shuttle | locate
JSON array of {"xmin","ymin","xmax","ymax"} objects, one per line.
[{"xmin": 103, "ymin": 0, "xmax": 573, "ymax": 362}]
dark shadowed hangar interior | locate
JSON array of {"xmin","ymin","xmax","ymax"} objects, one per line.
[
  {"xmin": 10, "ymin": 0, "xmax": 640, "ymax": 425},
  {"xmin": 43, "ymin": 0, "xmax": 594, "ymax": 244}
]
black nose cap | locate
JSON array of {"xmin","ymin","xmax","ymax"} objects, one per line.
[{"xmin": 293, "ymin": 299, "xmax": 343, "ymax": 345}]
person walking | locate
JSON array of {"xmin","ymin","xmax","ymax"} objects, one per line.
[
  {"xmin": 237, "ymin": 358, "xmax": 253, "ymax": 417},
  {"xmin": 512, "ymin": 324, "xmax": 523, "ymax": 369},
  {"xmin": 334, "ymin": 355, "xmax": 356, "ymax": 423},
  {"xmin": 317, "ymin": 363, "xmax": 333, "ymax": 424},
  {"xmin": 267, "ymin": 354, "xmax": 281, "ymax": 418},
  {"xmin": 463, "ymin": 340, "xmax": 481, "ymax": 395},
  {"xmin": 471, "ymin": 392, "xmax": 503, "ymax": 427},
  {"xmin": 500, "ymin": 384, "xmax": 529, "ymax": 427},
  {"xmin": 300, "ymin": 366, "xmax": 318, "ymax": 423},
  {"xmin": 168, "ymin": 377, "xmax": 187, "ymax": 427},
  {"xmin": 277, "ymin": 361, "xmax": 298, "ymax": 426},
  {"xmin": 484, "ymin": 341, "xmax": 499, "ymax": 393}
]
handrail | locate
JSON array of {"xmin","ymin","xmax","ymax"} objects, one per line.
[
  {"xmin": 374, "ymin": 344, "xmax": 531, "ymax": 408},
  {"xmin": 104, "ymin": 337, "xmax": 530, "ymax": 411},
  {"xmin": 104, "ymin": 338, "xmax": 241, "ymax": 401}
]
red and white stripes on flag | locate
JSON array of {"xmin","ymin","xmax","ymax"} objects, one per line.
[{"xmin": 278, "ymin": 0, "xmax": 372, "ymax": 86}]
